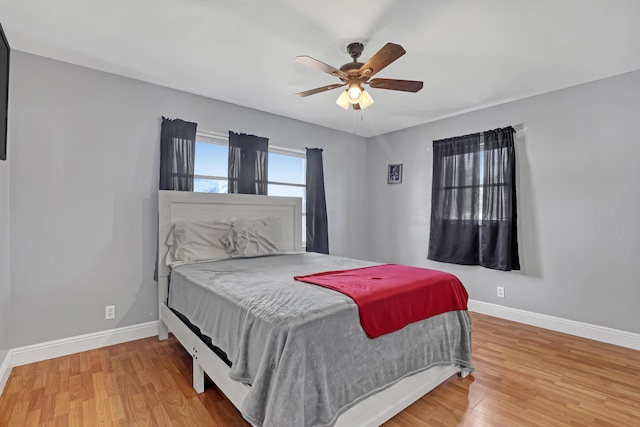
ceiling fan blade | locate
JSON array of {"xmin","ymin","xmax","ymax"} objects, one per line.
[
  {"xmin": 353, "ymin": 103, "xmax": 361, "ymax": 110},
  {"xmin": 295, "ymin": 83, "xmax": 346, "ymax": 97},
  {"xmin": 368, "ymin": 78, "xmax": 423, "ymax": 92},
  {"xmin": 358, "ymin": 43, "xmax": 406, "ymax": 78},
  {"xmin": 295, "ymin": 56, "xmax": 349, "ymax": 80}
]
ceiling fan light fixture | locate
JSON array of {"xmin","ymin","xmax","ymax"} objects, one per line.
[
  {"xmin": 336, "ymin": 90, "xmax": 351, "ymax": 110},
  {"xmin": 360, "ymin": 89, "xmax": 374, "ymax": 109},
  {"xmin": 347, "ymin": 83, "xmax": 362, "ymax": 104}
]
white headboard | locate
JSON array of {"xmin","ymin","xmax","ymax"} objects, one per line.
[{"xmin": 157, "ymin": 190, "xmax": 303, "ymax": 280}]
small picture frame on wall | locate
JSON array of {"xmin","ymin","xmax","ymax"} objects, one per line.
[{"xmin": 388, "ymin": 164, "xmax": 403, "ymax": 184}]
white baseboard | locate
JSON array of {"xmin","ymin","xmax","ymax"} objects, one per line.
[
  {"xmin": 11, "ymin": 320, "xmax": 159, "ymax": 367},
  {"xmin": 468, "ymin": 299, "xmax": 640, "ymax": 351},
  {"xmin": 0, "ymin": 350, "xmax": 12, "ymax": 395}
]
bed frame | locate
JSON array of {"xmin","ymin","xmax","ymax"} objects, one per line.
[{"xmin": 157, "ymin": 190, "xmax": 468, "ymax": 426}]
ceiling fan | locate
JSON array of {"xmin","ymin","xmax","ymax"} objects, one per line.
[{"xmin": 295, "ymin": 42, "xmax": 423, "ymax": 110}]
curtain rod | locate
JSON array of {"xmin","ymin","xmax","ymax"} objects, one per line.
[
  {"xmin": 196, "ymin": 130, "xmax": 227, "ymax": 141},
  {"xmin": 196, "ymin": 130, "xmax": 305, "ymax": 156}
]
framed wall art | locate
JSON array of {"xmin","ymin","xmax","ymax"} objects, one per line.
[{"xmin": 388, "ymin": 164, "xmax": 402, "ymax": 184}]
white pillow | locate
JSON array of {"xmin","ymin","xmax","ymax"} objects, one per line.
[
  {"xmin": 224, "ymin": 217, "xmax": 285, "ymax": 258},
  {"xmin": 165, "ymin": 219, "xmax": 233, "ymax": 267}
]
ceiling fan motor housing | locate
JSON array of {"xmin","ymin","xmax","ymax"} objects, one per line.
[
  {"xmin": 340, "ymin": 62, "xmax": 365, "ymax": 73},
  {"xmin": 340, "ymin": 42, "xmax": 371, "ymax": 78}
]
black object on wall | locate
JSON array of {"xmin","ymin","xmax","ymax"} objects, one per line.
[{"xmin": 0, "ymin": 21, "xmax": 10, "ymax": 161}]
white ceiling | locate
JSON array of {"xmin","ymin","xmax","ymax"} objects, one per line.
[{"xmin": 2, "ymin": 0, "xmax": 640, "ymax": 137}]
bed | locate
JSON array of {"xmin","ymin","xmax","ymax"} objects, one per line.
[{"xmin": 157, "ymin": 190, "xmax": 473, "ymax": 427}]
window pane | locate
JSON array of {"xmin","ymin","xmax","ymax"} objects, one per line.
[
  {"xmin": 195, "ymin": 141, "xmax": 227, "ymax": 177},
  {"xmin": 269, "ymin": 153, "xmax": 305, "ymax": 184},
  {"xmin": 194, "ymin": 178, "xmax": 228, "ymax": 193},
  {"xmin": 268, "ymin": 184, "xmax": 305, "ymax": 211}
]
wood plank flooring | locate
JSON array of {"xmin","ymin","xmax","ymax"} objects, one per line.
[{"xmin": 1, "ymin": 312, "xmax": 639, "ymax": 426}]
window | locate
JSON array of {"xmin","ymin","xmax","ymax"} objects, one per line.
[
  {"xmin": 428, "ymin": 127, "xmax": 519, "ymax": 271},
  {"xmin": 193, "ymin": 133, "xmax": 307, "ymax": 243},
  {"xmin": 194, "ymin": 140, "xmax": 228, "ymax": 193}
]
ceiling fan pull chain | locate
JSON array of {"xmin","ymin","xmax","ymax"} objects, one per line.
[{"xmin": 353, "ymin": 108, "xmax": 356, "ymax": 135}]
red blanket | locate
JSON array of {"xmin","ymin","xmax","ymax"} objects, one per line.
[{"xmin": 294, "ymin": 264, "xmax": 468, "ymax": 338}]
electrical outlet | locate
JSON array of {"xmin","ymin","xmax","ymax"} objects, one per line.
[
  {"xmin": 497, "ymin": 286, "xmax": 505, "ymax": 298},
  {"xmin": 105, "ymin": 305, "xmax": 115, "ymax": 319}
]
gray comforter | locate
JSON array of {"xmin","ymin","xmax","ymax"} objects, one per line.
[{"xmin": 169, "ymin": 253, "xmax": 473, "ymax": 427}]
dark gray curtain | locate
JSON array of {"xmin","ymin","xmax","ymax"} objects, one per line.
[
  {"xmin": 428, "ymin": 133, "xmax": 482, "ymax": 265},
  {"xmin": 306, "ymin": 148, "xmax": 329, "ymax": 254},
  {"xmin": 156, "ymin": 117, "xmax": 197, "ymax": 281},
  {"xmin": 159, "ymin": 117, "xmax": 197, "ymax": 191},
  {"xmin": 228, "ymin": 131, "xmax": 269, "ymax": 195},
  {"xmin": 480, "ymin": 127, "xmax": 520, "ymax": 270},
  {"xmin": 428, "ymin": 127, "xmax": 519, "ymax": 271}
]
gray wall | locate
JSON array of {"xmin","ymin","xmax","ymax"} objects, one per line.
[
  {"xmin": 367, "ymin": 70, "xmax": 640, "ymax": 334},
  {"xmin": 8, "ymin": 51, "xmax": 369, "ymax": 348}
]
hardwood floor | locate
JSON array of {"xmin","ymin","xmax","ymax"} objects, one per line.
[{"xmin": 1, "ymin": 312, "xmax": 639, "ymax": 426}]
